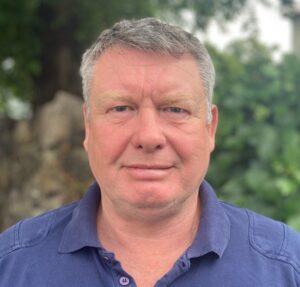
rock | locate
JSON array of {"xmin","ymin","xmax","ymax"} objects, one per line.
[
  {"xmin": 63, "ymin": 147, "xmax": 91, "ymax": 181},
  {"xmin": 13, "ymin": 120, "xmax": 32, "ymax": 145},
  {"xmin": 0, "ymin": 91, "xmax": 93, "ymax": 231},
  {"xmin": 36, "ymin": 91, "xmax": 84, "ymax": 150}
]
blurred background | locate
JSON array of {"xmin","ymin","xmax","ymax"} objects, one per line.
[{"xmin": 0, "ymin": 0, "xmax": 300, "ymax": 232}]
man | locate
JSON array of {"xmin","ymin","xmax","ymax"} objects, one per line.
[{"xmin": 0, "ymin": 18, "xmax": 299, "ymax": 287}]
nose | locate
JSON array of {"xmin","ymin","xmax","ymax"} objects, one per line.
[{"xmin": 132, "ymin": 108, "xmax": 166, "ymax": 153}]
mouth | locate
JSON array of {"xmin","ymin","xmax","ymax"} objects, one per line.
[
  {"xmin": 122, "ymin": 164, "xmax": 174, "ymax": 180},
  {"xmin": 125, "ymin": 164, "xmax": 172, "ymax": 170}
]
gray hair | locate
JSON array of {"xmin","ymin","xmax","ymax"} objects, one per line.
[{"xmin": 80, "ymin": 18, "xmax": 215, "ymax": 122}]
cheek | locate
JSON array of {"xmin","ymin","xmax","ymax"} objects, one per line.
[
  {"xmin": 86, "ymin": 123, "xmax": 131, "ymax": 165},
  {"xmin": 171, "ymin": 126, "xmax": 212, "ymax": 162},
  {"xmin": 181, "ymin": 139, "xmax": 210, "ymax": 168},
  {"xmin": 178, "ymin": 136, "xmax": 211, "ymax": 185},
  {"xmin": 170, "ymin": 127, "xmax": 212, "ymax": 183}
]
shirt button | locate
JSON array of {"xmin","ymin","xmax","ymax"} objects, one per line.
[{"xmin": 119, "ymin": 276, "xmax": 130, "ymax": 286}]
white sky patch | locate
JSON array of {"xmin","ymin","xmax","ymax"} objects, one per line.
[
  {"xmin": 197, "ymin": 1, "xmax": 292, "ymax": 59},
  {"xmin": 256, "ymin": 1, "xmax": 291, "ymax": 53}
]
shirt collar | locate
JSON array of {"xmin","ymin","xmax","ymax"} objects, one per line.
[
  {"xmin": 59, "ymin": 181, "xmax": 231, "ymax": 257},
  {"xmin": 187, "ymin": 180, "xmax": 231, "ymax": 259},
  {"xmin": 59, "ymin": 182, "xmax": 102, "ymax": 253}
]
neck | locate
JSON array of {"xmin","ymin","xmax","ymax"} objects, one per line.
[
  {"xmin": 97, "ymin": 194, "xmax": 200, "ymax": 254},
  {"xmin": 97, "ymin": 194, "xmax": 201, "ymax": 287}
]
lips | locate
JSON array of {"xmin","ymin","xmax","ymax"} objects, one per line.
[
  {"xmin": 125, "ymin": 164, "xmax": 172, "ymax": 169},
  {"xmin": 122, "ymin": 163, "xmax": 173, "ymax": 180}
]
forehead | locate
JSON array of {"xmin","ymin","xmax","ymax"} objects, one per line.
[{"xmin": 90, "ymin": 47, "xmax": 204, "ymax": 99}]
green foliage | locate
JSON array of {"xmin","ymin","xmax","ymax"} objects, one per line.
[
  {"xmin": 154, "ymin": 0, "xmax": 249, "ymax": 29},
  {"xmin": 1, "ymin": 0, "xmax": 279, "ymax": 109},
  {"xmin": 207, "ymin": 39, "xmax": 300, "ymax": 230},
  {"xmin": 0, "ymin": 0, "xmax": 155, "ymax": 109},
  {"xmin": 0, "ymin": 0, "xmax": 40, "ymax": 105}
]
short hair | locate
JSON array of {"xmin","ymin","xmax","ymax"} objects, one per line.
[{"xmin": 80, "ymin": 18, "xmax": 215, "ymax": 122}]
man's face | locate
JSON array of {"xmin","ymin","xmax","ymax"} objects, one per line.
[{"xmin": 83, "ymin": 47, "xmax": 218, "ymax": 217}]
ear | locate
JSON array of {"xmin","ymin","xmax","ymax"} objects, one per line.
[
  {"xmin": 82, "ymin": 103, "xmax": 89, "ymax": 152},
  {"xmin": 207, "ymin": 105, "xmax": 218, "ymax": 152}
]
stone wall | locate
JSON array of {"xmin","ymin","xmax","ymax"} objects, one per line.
[{"xmin": 0, "ymin": 91, "xmax": 93, "ymax": 231}]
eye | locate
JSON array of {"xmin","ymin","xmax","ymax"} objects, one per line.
[
  {"xmin": 110, "ymin": 105, "xmax": 134, "ymax": 112},
  {"xmin": 161, "ymin": 106, "xmax": 190, "ymax": 121},
  {"xmin": 107, "ymin": 105, "xmax": 135, "ymax": 121},
  {"xmin": 111, "ymin": 106, "xmax": 132, "ymax": 112},
  {"xmin": 164, "ymin": 107, "xmax": 187, "ymax": 113}
]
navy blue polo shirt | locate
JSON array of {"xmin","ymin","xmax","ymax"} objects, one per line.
[{"xmin": 1, "ymin": 181, "xmax": 300, "ymax": 286}]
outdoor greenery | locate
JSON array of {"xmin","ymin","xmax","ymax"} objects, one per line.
[
  {"xmin": 207, "ymin": 40, "xmax": 300, "ymax": 230},
  {"xmin": 0, "ymin": 0, "xmax": 299, "ymax": 230},
  {"xmin": 0, "ymin": 0, "xmax": 260, "ymax": 110}
]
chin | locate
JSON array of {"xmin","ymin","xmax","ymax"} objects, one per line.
[
  {"xmin": 131, "ymin": 198, "xmax": 173, "ymax": 210},
  {"xmin": 127, "ymin": 189, "xmax": 183, "ymax": 211}
]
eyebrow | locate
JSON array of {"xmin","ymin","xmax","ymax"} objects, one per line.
[
  {"xmin": 158, "ymin": 94, "xmax": 199, "ymax": 104},
  {"xmin": 94, "ymin": 91, "xmax": 136, "ymax": 106},
  {"xmin": 157, "ymin": 93, "xmax": 202, "ymax": 111}
]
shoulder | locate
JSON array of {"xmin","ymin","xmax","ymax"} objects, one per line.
[
  {"xmin": 247, "ymin": 208, "xmax": 300, "ymax": 273},
  {"xmin": 0, "ymin": 202, "xmax": 78, "ymax": 260},
  {"xmin": 222, "ymin": 202, "xmax": 300, "ymax": 274}
]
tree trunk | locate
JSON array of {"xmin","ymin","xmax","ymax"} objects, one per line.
[{"xmin": 33, "ymin": 2, "xmax": 83, "ymax": 110}]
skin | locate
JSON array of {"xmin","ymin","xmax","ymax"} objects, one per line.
[
  {"xmin": 83, "ymin": 46, "xmax": 218, "ymax": 286},
  {"xmin": 83, "ymin": 46, "xmax": 218, "ymax": 222}
]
